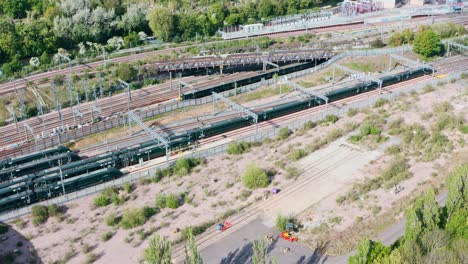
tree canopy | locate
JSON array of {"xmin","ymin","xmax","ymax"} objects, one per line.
[{"xmin": 349, "ymin": 164, "xmax": 468, "ymax": 264}]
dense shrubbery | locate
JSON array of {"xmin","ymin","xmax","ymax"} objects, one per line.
[
  {"xmin": 0, "ymin": 223, "xmax": 8, "ymax": 234},
  {"xmin": 288, "ymin": 148, "xmax": 307, "ymax": 161},
  {"xmin": 242, "ymin": 163, "xmax": 269, "ymax": 189},
  {"xmin": 349, "ymin": 165, "xmax": 468, "ymax": 264}
]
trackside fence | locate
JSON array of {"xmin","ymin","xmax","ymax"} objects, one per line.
[{"xmin": 1, "ymin": 70, "xmax": 464, "ymax": 222}]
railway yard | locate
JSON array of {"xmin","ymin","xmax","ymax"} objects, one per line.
[{"xmin": 0, "ymin": 3, "xmax": 467, "ymax": 264}]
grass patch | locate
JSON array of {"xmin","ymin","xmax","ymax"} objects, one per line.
[
  {"xmin": 373, "ymin": 98, "xmax": 389, "ymax": 108},
  {"xmin": 347, "ymin": 108, "xmax": 358, "ymax": 117},
  {"xmin": 172, "ymin": 157, "xmax": 203, "ymax": 176},
  {"xmin": 105, "ymin": 212, "xmax": 121, "ymax": 226},
  {"xmin": 285, "ymin": 166, "xmax": 300, "ymax": 179}
]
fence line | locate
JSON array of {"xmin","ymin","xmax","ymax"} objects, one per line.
[{"xmin": 1, "ymin": 70, "xmax": 464, "ymax": 222}]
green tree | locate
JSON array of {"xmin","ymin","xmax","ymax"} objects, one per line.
[
  {"xmin": 445, "ymin": 165, "xmax": 467, "ymax": 218},
  {"xmin": 1, "ymin": 58, "xmax": 22, "ymax": 77},
  {"xmin": 40, "ymin": 51, "xmax": 50, "ymax": 65},
  {"xmin": 124, "ymin": 31, "xmax": 139, "ymax": 48},
  {"xmin": 116, "ymin": 63, "xmax": 137, "ymax": 82},
  {"xmin": 445, "ymin": 209, "xmax": 468, "ymax": 239},
  {"xmin": 348, "ymin": 239, "xmax": 390, "ymax": 264},
  {"xmin": 149, "ymin": 6, "xmax": 174, "ymax": 41},
  {"xmin": 184, "ymin": 228, "xmax": 203, "ymax": 264},
  {"xmin": 258, "ymin": 0, "xmax": 274, "ymax": 18},
  {"xmin": 413, "ymin": 29, "xmax": 441, "ymax": 58},
  {"xmin": 252, "ymin": 239, "xmax": 267, "ymax": 264},
  {"xmin": 145, "ymin": 235, "xmax": 172, "ymax": 264},
  {"xmin": 0, "ymin": 0, "xmax": 30, "ymax": 18}
]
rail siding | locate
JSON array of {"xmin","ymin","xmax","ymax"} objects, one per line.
[{"xmin": 0, "ymin": 70, "xmax": 464, "ymax": 222}]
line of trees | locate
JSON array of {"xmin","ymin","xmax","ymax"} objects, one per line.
[
  {"xmin": 1, "ymin": 0, "xmax": 329, "ymax": 78},
  {"xmin": 348, "ymin": 164, "xmax": 468, "ymax": 264}
]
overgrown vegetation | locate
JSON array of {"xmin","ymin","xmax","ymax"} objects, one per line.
[
  {"xmin": 276, "ymin": 214, "xmax": 297, "ymax": 232},
  {"xmin": 349, "ymin": 165, "xmax": 468, "ymax": 264},
  {"xmin": 0, "ymin": 223, "xmax": 8, "ymax": 234},
  {"xmin": 226, "ymin": 141, "xmax": 252, "ymax": 155},
  {"xmin": 277, "ymin": 127, "xmax": 291, "ymax": 140},
  {"xmin": 93, "ymin": 187, "xmax": 124, "ymax": 207},
  {"xmin": 120, "ymin": 206, "xmax": 157, "ymax": 229},
  {"xmin": 337, "ymin": 156, "xmax": 412, "ymax": 204},
  {"xmin": 242, "ymin": 163, "xmax": 269, "ymax": 189},
  {"xmin": 144, "ymin": 234, "xmax": 172, "ymax": 264},
  {"xmin": 155, "ymin": 193, "xmax": 185, "ymax": 209}
]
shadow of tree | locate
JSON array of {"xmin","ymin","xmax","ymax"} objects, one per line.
[
  {"xmin": 0, "ymin": 221, "xmax": 43, "ymax": 264},
  {"xmin": 220, "ymin": 242, "xmax": 253, "ymax": 264},
  {"xmin": 296, "ymin": 241, "xmax": 330, "ymax": 264}
]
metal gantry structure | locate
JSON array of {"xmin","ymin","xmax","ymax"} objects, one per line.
[
  {"xmin": 5, "ymin": 106, "xmax": 18, "ymax": 132},
  {"xmin": 211, "ymin": 92, "xmax": 259, "ymax": 135},
  {"xmin": 178, "ymin": 80, "xmax": 193, "ymax": 100},
  {"xmin": 118, "ymin": 79, "xmax": 132, "ymax": 114},
  {"xmin": 145, "ymin": 49, "xmax": 334, "ymax": 72},
  {"xmin": 333, "ymin": 64, "xmax": 383, "ymax": 93},
  {"xmin": 127, "ymin": 111, "xmax": 170, "ymax": 161},
  {"xmin": 286, "ymin": 81, "xmax": 329, "ymax": 105},
  {"xmin": 389, "ymin": 54, "xmax": 435, "ymax": 76},
  {"xmin": 446, "ymin": 40, "xmax": 468, "ymax": 55}
]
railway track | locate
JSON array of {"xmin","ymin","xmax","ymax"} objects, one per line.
[
  {"xmin": 78, "ymin": 56, "xmax": 468, "ymax": 156},
  {"xmin": 0, "ymin": 71, "xmax": 260, "ymax": 152}
]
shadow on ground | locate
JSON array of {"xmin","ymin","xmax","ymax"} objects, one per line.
[
  {"xmin": 0, "ymin": 221, "xmax": 42, "ymax": 264},
  {"xmin": 220, "ymin": 238, "xmax": 330, "ymax": 264}
]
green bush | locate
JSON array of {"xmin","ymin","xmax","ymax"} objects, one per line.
[
  {"xmin": 277, "ymin": 128, "xmax": 291, "ymax": 140},
  {"xmin": 226, "ymin": 141, "xmax": 251, "ymax": 155},
  {"xmin": 120, "ymin": 207, "xmax": 157, "ymax": 229},
  {"xmin": 325, "ymin": 115, "xmax": 339, "ymax": 123},
  {"xmin": 47, "ymin": 204, "xmax": 62, "ymax": 217},
  {"xmin": 31, "ymin": 205, "xmax": 49, "ymax": 226},
  {"xmin": 302, "ymin": 121, "xmax": 317, "ymax": 131},
  {"xmin": 288, "ymin": 149, "xmax": 307, "ymax": 161},
  {"xmin": 155, "ymin": 194, "xmax": 167, "ymax": 208},
  {"xmin": 105, "ymin": 212, "xmax": 121, "ymax": 226},
  {"xmin": 360, "ymin": 122, "xmax": 381, "ymax": 136},
  {"xmin": 0, "ymin": 223, "xmax": 8, "ymax": 234},
  {"xmin": 101, "ymin": 231, "xmax": 114, "ymax": 242},
  {"xmin": 165, "ymin": 194, "xmax": 180, "ymax": 209},
  {"xmin": 275, "ymin": 214, "xmax": 296, "ymax": 232},
  {"xmin": 242, "ymin": 163, "xmax": 269, "ymax": 189},
  {"xmin": 94, "ymin": 195, "xmax": 111, "ymax": 207},
  {"xmin": 123, "ymin": 182, "xmax": 133, "ymax": 194},
  {"xmin": 172, "ymin": 157, "xmax": 201, "ymax": 176}
]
